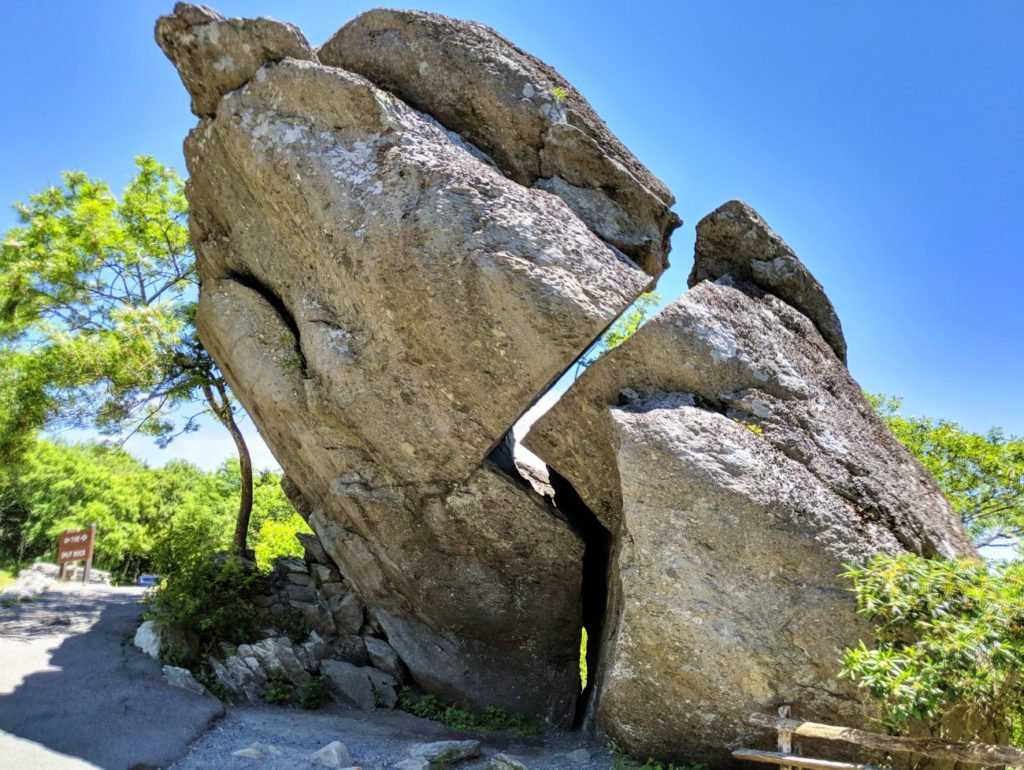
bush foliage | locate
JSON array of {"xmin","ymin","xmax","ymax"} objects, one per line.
[{"xmin": 841, "ymin": 554, "xmax": 1024, "ymax": 745}]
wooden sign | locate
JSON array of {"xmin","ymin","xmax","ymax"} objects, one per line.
[{"xmin": 57, "ymin": 524, "xmax": 97, "ymax": 582}]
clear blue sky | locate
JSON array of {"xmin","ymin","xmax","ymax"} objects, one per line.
[{"xmin": 1, "ymin": 1, "xmax": 1021, "ymax": 469}]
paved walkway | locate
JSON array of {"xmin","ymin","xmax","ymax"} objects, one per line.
[{"xmin": 0, "ymin": 582, "xmax": 223, "ymax": 769}]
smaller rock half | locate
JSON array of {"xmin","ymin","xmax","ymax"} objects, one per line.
[
  {"xmin": 688, "ymin": 200, "xmax": 847, "ymax": 363},
  {"xmin": 155, "ymin": 2, "xmax": 315, "ymax": 117}
]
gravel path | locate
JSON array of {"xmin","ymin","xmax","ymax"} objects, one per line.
[
  {"xmin": 169, "ymin": 703, "xmax": 616, "ymax": 770},
  {"xmin": 0, "ymin": 581, "xmax": 223, "ymax": 769}
]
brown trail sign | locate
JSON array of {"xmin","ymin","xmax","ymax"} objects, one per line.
[{"xmin": 57, "ymin": 524, "xmax": 97, "ymax": 583}]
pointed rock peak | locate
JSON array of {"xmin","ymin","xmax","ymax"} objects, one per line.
[
  {"xmin": 689, "ymin": 199, "xmax": 847, "ymax": 363},
  {"xmin": 155, "ymin": 3, "xmax": 315, "ymax": 117},
  {"xmin": 318, "ymin": 8, "xmax": 680, "ymax": 278}
]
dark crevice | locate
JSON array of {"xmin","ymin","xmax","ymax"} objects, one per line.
[
  {"xmin": 547, "ymin": 467, "xmax": 611, "ymax": 729},
  {"xmin": 225, "ymin": 271, "xmax": 308, "ymax": 378}
]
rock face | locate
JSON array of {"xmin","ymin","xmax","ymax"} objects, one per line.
[
  {"xmin": 526, "ymin": 216, "xmax": 974, "ymax": 763},
  {"xmin": 159, "ymin": 3, "xmax": 973, "ymax": 763},
  {"xmin": 688, "ymin": 199, "xmax": 847, "ymax": 363},
  {"xmin": 158, "ymin": 3, "xmax": 656, "ymax": 725},
  {"xmin": 319, "ymin": 9, "xmax": 680, "ymax": 277}
]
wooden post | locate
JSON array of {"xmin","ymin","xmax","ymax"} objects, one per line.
[
  {"xmin": 778, "ymin": 705, "xmax": 794, "ymax": 770},
  {"xmin": 82, "ymin": 524, "xmax": 97, "ymax": 584},
  {"xmin": 57, "ymin": 530, "xmax": 68, "ymax": 581}
]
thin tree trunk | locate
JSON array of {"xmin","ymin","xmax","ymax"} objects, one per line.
[{"xmin": 202, "ymin": 381, "xmax": 254, "ymax": 557}]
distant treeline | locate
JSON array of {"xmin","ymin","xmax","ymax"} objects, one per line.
[{"xmin": 0, "ymin": 438, "xmax": 308, "ymax": 582}]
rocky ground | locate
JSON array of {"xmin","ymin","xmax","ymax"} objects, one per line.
[{"xmin": 169, "ymin": 705, "xmax": 616, "ymax": 770}]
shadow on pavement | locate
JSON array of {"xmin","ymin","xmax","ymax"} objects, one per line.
[{"xmin": 0, "ymin": 587, "xmax": 223, "ymax": 769}]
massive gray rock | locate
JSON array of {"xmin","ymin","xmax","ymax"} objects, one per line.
[
  {"xmin": 688, "ymin": 199, "xmax": 847, "ymax": 363},
  {"xmin": 158, "ymin": 3, "xmax": 655, "ymax": 724},
  {"xmin": 319, "ymin": 9, "xmax": 680, "ymax": 277},
  {"xmin": 525, "ymin": 224, "xmax": 973, "ymax": 764}
]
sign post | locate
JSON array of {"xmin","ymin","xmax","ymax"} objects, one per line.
[{"xmin": 56, "ymin": 525, "xmax": 97, "ymax": 583}]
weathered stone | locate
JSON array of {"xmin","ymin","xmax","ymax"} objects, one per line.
[
  {"xmin": 319, "ymin": 9, "xmax": 679, "ymax": 277},
  {"xmin": 327, "ymin": 634, "xmax": 369, "ymax": 667},
  {"xmin": 688, "ymin": 199, "xmax": 847, "ymax": 363},
  {"xmin": 296, "ymin": 530, "xmax": 331, "ymax": 565},
  {"xmin": 320, "ymin": 659, "xmax": 376, "ymax": 710},
  {"xmin": 162, "ymin": 665, "xmax": 207, "ymax": 696},
  {"xmin": 133, "ymin": 620, "xmax": 162, "ymax": 659},
  {"xmin": 296, "ymin": 631, "xmax": 330, "ymax": 671},
  {"xmin": 275, "ymin": 556, "xmax": 308, "ymax": 575},
  {"xmin": 525, "ymin": 274, "xmax": 974, "ymax": 764},
  {"xmin": 249, "ymin": 637, "xmax": 310, "ymax": 686},
  {"xmin": 285, "ymin": 571, "xmax": 310, "ymax": 586},
  {"xmin": 285, "ymin": 584, "xmax": 316, "ymax": 603},
  {"xmin": 565, "ymin": 749, "xmax": 591, "ymax": 764},
  {"xmin": 232, "ymin": 744, "xmax": 264, "ymax": 759},
  {"xmin": 408, "ymin": 740, "xmax": 481, "ymax": 766},
  {"xmin": 364, "ymin": 637, "xmax": 404, "ymax": 681},
  {"xmin": 319, "ymin": 581, "xmax": 347, "ymax": 600},
  {"xmin": 329, "ymin": 593, "xmax": 364, "ymax": 636},
  {"xmin": 487, "ymin": 755, "xmax": 531, "ymax": 770},
  {"xmin": 311, "ymin": 563, "xmax": 338, "ymax": 586},
  {"xmin": 365, "ymin": 666, "xmax": 399, "ymax": 708},
  {"xmin": 307, "ymin": 740, "xmax": 351, "ymax": 768},
  {"xmin": 155, "ymin": 3, "xmax": 314, "ymax": 117}
]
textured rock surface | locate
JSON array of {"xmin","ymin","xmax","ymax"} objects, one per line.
[
  {"xmin": 688, "ymin": 200, "xmax": 847, "ymax": 363},
  {"xmin": 526, "ymin": 265, "xmax": 973, "ymax": 764},
  {"xmin": 158, "ymin": 3, "xmax": 653, "ymax": 724},
  {"xmin": 319, "ymin": 9, "xmax": 679, "ymax": 277},
  {"xmin": 155, "ymin": 3, "xmax": 314, "ymax": 117},
  {"xmin": 527, "ymin": 280, "xmax": 970, "ymax": 558}
]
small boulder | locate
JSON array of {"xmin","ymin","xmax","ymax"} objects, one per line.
[
  {"xmin": 408, "ymin": 740, "xmax": 481, "ymax": 766},
  {"xmin": 329, "ymin": 593, "xmax": 364, "ymax": 636},
  {"xmin": 364, "ymin": 637, "xmax": 404, "ymax": 681},
  {"xmin": 231, "ymin": 743, "xmax": 265, "ymax": 759},
  {"xmin": 162, "ymin": 665, "xmax": 207, "ymax": 696},
  {"xmin": 307, "ymin": 740, "xmax": 352, "ymax": 768},
  {"xmin": 134, "ymin": 620, "xmax": 162, "ymax": 659},
  {"xmin": 487, "ymin": 755, "xmax": 531, "ymax": 770}
]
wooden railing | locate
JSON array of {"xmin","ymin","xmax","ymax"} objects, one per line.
[{"xmin": 733, "ymin": 707, "xmax": 1024, "ymax": 770}]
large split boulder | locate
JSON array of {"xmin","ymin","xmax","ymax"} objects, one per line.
[
  {"xmin": 157, "ymin": 3, "xmax": 658, "ymax": 724},
  {"xmin": 525, "ymin": 205, "xmax": 973, "ymax": 765},
  {"xmin": 319, "ymin": 9, "xmax": 680, "ymax": 277}
]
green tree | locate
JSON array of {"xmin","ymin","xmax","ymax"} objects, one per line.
[
  {"xmin": 869, "ymin": 394, "xmax": 1024, "ymax": 549},
  {"xmin": 0, "ymin": 157, "xmax": 256, "ymax": 554},
  {"xmin": 576, "ymin": 292, "xmax": 660, "ymax": 377}
]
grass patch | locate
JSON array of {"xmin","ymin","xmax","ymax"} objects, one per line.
[
  {"xmin": 396, "ymin": 688, "xmax": 540, "ymax": 737},
  {"xmin": 0, "ymin": 568, "xmax": 17, "ymax": 590},
  {"xmin": 608, "ymin": 744, "xmax": 707, "ymax": 770}
]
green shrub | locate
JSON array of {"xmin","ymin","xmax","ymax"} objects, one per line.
[
  {"xmin": 145, "ymin": 553, "xmax": 268, "ymax": 668},
  {"xmin": 606, "ymin": 744, "xmax": 706, "ymax": 770},
  {"xmin": 263, "ymin": 669, "xmax": 294, "ymax": 705},
  {"xmin": 395, "ymin": 688, "xmax": 539, "ymax": 736},
  {"xmin": 298, "ymin": 674, "xmax": 328, "ymax": 710},
  {"xmin": 840, "ymin": 553, "xmax": 1024, "ymax": 745}
]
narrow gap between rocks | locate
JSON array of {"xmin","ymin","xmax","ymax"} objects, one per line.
[{"xmin": 548, "ymin": 468, "xmax": 611, "ymax": 729}]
